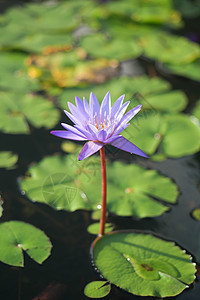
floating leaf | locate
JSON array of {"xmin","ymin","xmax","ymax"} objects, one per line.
[
  {"xmin": 0, "ymin": 221, "xmax": 52, "ymax": 267},
  {"xmin": 58, "ymin": 76, "xmax": 170, "ymax": 108},
  {"xmin": 164, "ymin": 60, "xmax": 200, "ymax": 81},
  {"xmin": 0, "ymin": 92, "xmax": 60, "ymax": 134},
  {"xmin": 84, "ymin": 281, "xmax": 111, "ymax": 298},
  {"xmin": 0, "ymin": 151, "xmax": 18, "ymax": 169},
  {"xmin": 192, "ymin": 100, "xmax": 200, "ymax": 120},
  {"xmin": 192, "ymin": 208, "xmax": 200, "ymax": 221},
  {"xmin": 87, "ymin": 223, "xmax": 114, "ymax": 235},
  {"xmin": 140, "ymin": 33, "xmax": 200, "ymax": 64},
  {"xmin": 123, "ymin": 112, "xmax": 200, "ymax": 157},
  {"xmin": 100, "ymin": 0, "xmax": 181, "ymax": 26},
  {"xmin": 79, "ymin": 33, "xmax": 142, "ymax": 60},
  {"xmin": 20, "ymin": 155, "xmax": 178, "ymax": 218},
  {"xmin": 0, "ymin": 52, "xmax": 40, "ymax": 92},
  {"xmin": 142, "ymin": 91, "xmax": 188, "ymax": 113},
  {"xmin": 92, "ymin": 232, "xmax": 196, "ymax": 297}
]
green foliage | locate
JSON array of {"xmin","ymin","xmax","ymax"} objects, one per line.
[
  {"xmin": 164, "ymin": 60, "xmax": 200, "ymax": 81},
  {"xmin": 140, "ymin": 33, "xmax": 200, "ymax": 64},
  {"xmin": 87, "ymin": 223, "xmax": 114, "ymax": 235},
  {"xmin": 84, "ymin": 281, "xmax": 111, "ymax": 298},
  {"xmin": 0, "ymin": 92, "xmax": 60, "ymax": 134},
  {"xmin": 0, "ymin": 52, "xmax": 40, "ymax": 92},
  {"xmin": 92, "ymin": 232, "xmax": 196, "ymax": 297},
  {"xmin": 0, "ymin": 151, "xmax": 18, "ymax": 169},
  {"xmin": 20, "ymin": 155, "xmax": 178, "ymax": 218},
  {"xmin": 58, "ymin": 76, "xmax": 171, "ymax": 108},
  {"xmin": 123, "ymin": 112, "xmax": 200, "ymax": 157},
  {"xmin": 191, "ymin": 208, "xmax": 200, "ymax": 221},
  {"xmin": 0, "ymin": 221, "xmax": 52, "ymax": 267},
  {"xmin": 79, "ymin": 33, "xmax": 142, "ymax": 60}
]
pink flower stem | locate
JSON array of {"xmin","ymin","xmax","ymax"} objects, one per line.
[{"xmin": 99, "ymin": 146, "xmax": 107, "ymax": 236}]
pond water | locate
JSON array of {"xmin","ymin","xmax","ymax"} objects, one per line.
[{"xmin": 0, "ymin": 0, "xmax": 200, "ymax": 299}]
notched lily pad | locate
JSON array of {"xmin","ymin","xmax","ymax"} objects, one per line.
[
  {"xmin": 92, "ymin": 232, "xmax": 196, "ymax": 297},
  {"xmin": 79, "ymin": 33, "xmax": 142, "ymax": 60},
  {"xmin": 0, "ymin": 221, "xmax": 52, "ymax": 267},
  {"xmin": 58, "ymin": 75, "xmax": 170, "ymax": 109},
  {"xmin": 0, "ymin": 91, "xmax": 60, "ymax": 134},
  {"xmin": 20, "ymin": 155, "xmax": 178, "ymax": 218},
  {"xmin": 87, "ymin": 223, "xmax": 114, "ymax": 235},
  {"xmin": 0, "ymin": 151, "xmax": 18, "ymax": 169},
  {"xmin": 84, "ymin": 281, "xmax": 111, "ymax": 298},
  {"xmin": 123, "ymin": 112, "xmax": 200, "ymax": 157}
]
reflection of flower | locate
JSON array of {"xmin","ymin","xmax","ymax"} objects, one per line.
[{"xmin": 51, "ymin": 92, "xmax": 148, "ymax": 160}]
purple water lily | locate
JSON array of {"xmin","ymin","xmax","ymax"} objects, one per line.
[{"xmin": 51, "ymin": 92, "xmax": 148, "ymax": 160}]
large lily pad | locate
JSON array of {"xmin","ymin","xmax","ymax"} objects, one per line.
[
  {"xmin": 0, "ymin": 52, "xmax": 40, "ymax": 92},
  {"xmin": 140, "ymin": 33, "xmax": 200, "ymax": 64},
  {"xmin": 0, "ymin": 221, "xmax": 52, "ymax": 267},
  {"xmin": 123, "ymin": 112, "xmax": 200, "ymax": 157},
  {"xmin": 20, "ymin": 155, "xmax": 178, "ymax": 218},
  {"xmin": 92, "ymin": 231, "xmax": 196, "ymax": 297},
  {"xmin": 79, "ymin": 33, "xmax": 142, "ymax": 60},
  {"xmin": 192, "ymin": 100, "xmax": 200, "ymax": 121},
  {"xmin": 141, "ymin": 91, "xmax": 188, "ymax": 113},
  {"xmin": 99, "ymin": 0, "xmax": 181, "ymax": 26},
  {"xmin": 0, "ymin": 92, "xmax": 60, "ymax": 134},
  {"xmin": 58, "ymin": 75, "xmax": 170, "ymax": 108},
  {"xmin": 0, "ymin": 151, "xmax": 18, "ymax": 169},
  {"xmin": 163, "ymin": 60, "xmax": 200, "ymax": 81}
]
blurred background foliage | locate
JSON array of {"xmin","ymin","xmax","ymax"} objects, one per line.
[{"xmin": 0, "ymin": 0, "xmax": 199, "ymax": 159}]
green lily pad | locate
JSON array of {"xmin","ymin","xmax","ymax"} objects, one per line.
[
  {"xmin": 191, "ymin": 208, "xmax": 200, "ymax": 221},
  {"xmin": 84, "ymin": 281, "xmax": 111, "ymax": 298},
  {"xmin": 140, "ymin": 33, "xmax": 200, "ymax": 64},
  {"xmin": 164, "ymin": 60, "xmax": 200, "ymax": 81},
  {"xmin": 0, "ymin": 52, "xmax": 40, "ymax": 92},
  {"xmin": 123, "ymin": 112, "xmax": 200, "ymax": 157},
  {"xmin": 16, "ymin": 33, "xmax": 73, "ymax": 53},
  {"xmin": 20, "ymin": 155, "xmax": 178, "ymax": 218},
  {"xmin": 192, "ymin": 100, "xmax": 200, "ymax": 120},
  {"xmin": 0, "ymin": 221, "xmax": 52, "ymax": 267},
  {"xmin": 87, "ymin": 223, "xmax": 114, "ymax": 235},
  {"xmin": 0, "ymin": 92, "xmax": 60, "ymax": 134},
  {"xmin": 100, "ymin": 0, "xmax": 181, "ymax": 26},
  {"xmin": 0, "ymin": 151, "xmax": 18, "ymax": 169},
  {"xmin": 142, "ymin": 91, "xmax": 188, "ymax": 113},
  {"xmin": 92, "ymin": 232, "xmax": 196, "ymax": 297},
  {"xmin": 79, "ymin": 33, "xmax": 142, "ymax": 60},
  {"xmin": 58, "ymin": 75, "xmax": 170, "ymax": 108}
]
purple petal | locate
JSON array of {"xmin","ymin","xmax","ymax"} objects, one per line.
[
  {"xmin": 64, "ymin": 110, "xmax": 82, "ymax": 126},
  {"xmin": 75, "ymin": 96, "xmax": 89, "ymax": 119},
  {"xmin": 61, "ymin": 123, "xmax": 87, "ymax": 138},
  {"xmin": 51, "ymin": 130, "xmax": 87, "ymax": 141},
  {"xmin": 119, "ymin": 105, "xmax": 142, "ymax": 125},
  {"xmin": 86, "ymin": 124, "xmax": 98, "ymax": 139},
  {"xmin": 115, "ymin": 101, "xmax": 130, "ymax": 121},
  {"xmin": 89, "ymin": 92, "xmax": 100, "ymax": 119},
  {"xmin": 110, "ymin": 136, "xmax": 148, "ymax": 158},
  {"xmin": 74, "ymin": 124, "xmax": 93, "ymax": 139},
  {"xmin": 83, "ymin": 97, "xmax": 90, "ymax": 114},
  {"xmin": 111, "ymin": 94, "xmax": 125, "ymax": 119},
  {"xmin": 97, "ymin": 129, "xmax": 107, "ymax": 142},
  {"xmin": 112, "ymin": 123, "xmax": 130, "ymax": 136},
  {"xmin": 100, "ymin": 92, "xmax": 111, "ymax": 120},
  {"xmin": 68, "ymin": 102, "xmax": 88, "ymax": 123},
  {"xmin": 78, "ymin": 141, "xmax": 103, "ymax": 160}
]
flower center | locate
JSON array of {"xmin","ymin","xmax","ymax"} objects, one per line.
[{"xmin": 90, "ymin": 112, "xmax": 111, "ymax": 131}]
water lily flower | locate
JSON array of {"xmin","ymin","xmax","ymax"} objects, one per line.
[{"xmin": 51, "ymin": 92, "xmax": 148, "ymax": 160}]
